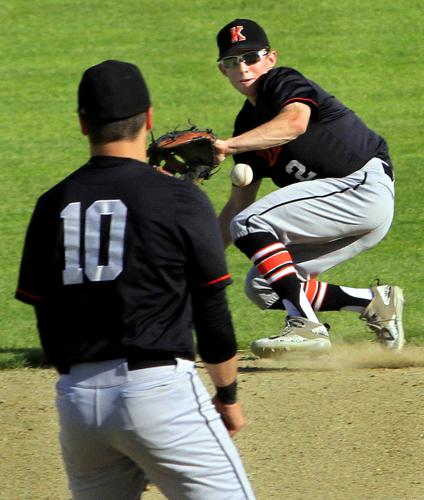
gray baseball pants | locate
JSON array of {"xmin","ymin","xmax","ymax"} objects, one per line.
[
  {"xmin": 56, "ymin": 358, "xmax": 255, "ymax": 499},
  {"xmin": 230, "ymin": 158, "xmax": 395, "ymax": 309}
]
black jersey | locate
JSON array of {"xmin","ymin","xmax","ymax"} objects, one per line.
[
  {"xmin": 233, "ymin": 67, "xmax": 391, "ymax": 187},
  {"xmin": 16, "ymin": 156, "xmax": 234, "ymax": 369}
]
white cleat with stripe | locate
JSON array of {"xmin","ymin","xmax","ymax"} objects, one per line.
[{"xmin": 251, "ymin": 316, "xmax": 331, "ymax": 357}]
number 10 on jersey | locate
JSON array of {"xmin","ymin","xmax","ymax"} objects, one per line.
[{"xmin": 60, "ymin": 200, "xmax": 127, "ymax": 285}]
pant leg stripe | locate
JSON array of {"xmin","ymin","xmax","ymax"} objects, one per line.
[
  {"xmin": 189, "ymin": 372, "xmax": 253, "ymax": 499},
  {"xmin": 245, "ymin": 173, "xmax": 368, "ymax": 231}
]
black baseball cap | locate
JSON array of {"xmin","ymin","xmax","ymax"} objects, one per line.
[
  {"xmin": 78, "ymin": 60, "xmax": 151, "ymax": 121},
  {"xmin": 217, "ymin": 19, "xmax": 269, "ymax": 60}
]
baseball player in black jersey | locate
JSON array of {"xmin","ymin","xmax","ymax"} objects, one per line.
[
  {"xmin": 15, "ymin": 60, "xmax": 255, "ymax": 499},
  {"xmin": 214, "ymin": 19, "xmax": 404, "ymax": 355}
]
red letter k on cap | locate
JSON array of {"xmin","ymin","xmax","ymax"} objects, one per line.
[{"xmin": 230, "ymin": 26, "xmax": 246, "ymax": 43}]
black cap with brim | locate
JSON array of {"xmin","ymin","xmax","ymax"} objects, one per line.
[
  {"xmin": 217, "ymin": 18, "xmax": 269, "ymax": 60},
  {"xmin": 78, "ymin": 60, "xmax": 150, "ymax": 121}
]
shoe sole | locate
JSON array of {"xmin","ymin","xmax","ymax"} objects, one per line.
[
  {"xmin": 380, "ymin": 286, "xmax": 405, "ymax": 351},
  {"xmin": 251, "ymin": 339, "xmax": 331, "ymax": 358}
]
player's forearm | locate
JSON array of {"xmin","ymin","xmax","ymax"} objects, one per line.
[
  {"xmin": 219, "ymin": 200, "xmax": 238, "ymax": 248},
  {"xmin": 229, "ymin": 115, "xmax": 304, "ymax": 153},
  {"xmin": 206, "ymin": 355, "xmax": 239, "ymax": 407},
  {"xmin": 207, "ymin": 356, "xmax": 244, "ymax": 435},
  {"xmin": 193, "ymin": 287, "xmax": 237, "ymax": 363},
  {"xmin": 204, "ymin": 354, "xmax": 238, "ymax": 388},
  {"xmin": 219, "ymin": 103, "xmax": 310, "ymax": 155}
]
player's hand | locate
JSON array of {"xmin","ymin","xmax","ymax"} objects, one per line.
[
  {"xmin": 212, "ymin": 396, "xmax": 246, "ymax": 437},
  {"xmin": 153, "ymin": 165, "xmax": 174, "ymax": 176},
  {"xmin": 213, "ymin": 139, "xmax": 229, "ymax": 164}
]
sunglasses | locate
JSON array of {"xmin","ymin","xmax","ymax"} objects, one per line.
[{"xmin": 220, "ymin": 49, "xmax": 270, "ymax": 69}]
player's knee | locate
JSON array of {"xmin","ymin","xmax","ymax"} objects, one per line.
[
  {"xmin": 229, "ymin": 214, "xmax": 248, "ymax": 243},
  {"xmin": 244, "ymin": 268, "xmax": 279, "ymax": 310},
  {"xmin": 244, "ymin": 278, "xmax": 268, "ymax": 309},
  {"xmin": 231, "ymin": 212, "xmax": 279, "ymax": 244}
]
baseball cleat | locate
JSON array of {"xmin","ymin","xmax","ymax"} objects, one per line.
[
  {"xmin": 250, "ymin": 316, "xmax": 331, "ymax": 357},
  {"xmin": 360, "ymin": 285, "xmax": 405, "ymax": 351}
]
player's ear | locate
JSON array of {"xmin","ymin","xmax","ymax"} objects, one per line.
[
  {"xmin": 146, "ymin": 106, "xmax": 153, "ymax": 132},
  {"xmin": 266, "ymin": 50, "xmax": 278, "ymax": 69},
  {"xmin": 218, "ymin": 63, "xmax": 228, "ymax": 77},
  {"xmin": 79, "ymin": 114, "xmax": 89, "ymax": 136}
]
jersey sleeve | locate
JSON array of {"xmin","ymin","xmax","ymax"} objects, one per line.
[
  {"xmin": 175, "ymin": 182, "xmax": 232, "ymax": 291},
  {"xmin": 15, "ymin": 195, "xmax": 59, "ymax": 305},
  {"xmin": 175, "ymin": 182, "xmax": 237, "ymax": 363},
  {"xmin": 258, "ymin": 67, "xmax": 320, "ymax": 119}
]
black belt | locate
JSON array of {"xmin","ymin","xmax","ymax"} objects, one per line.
[
  {"xmin": 127, "ymin": 359, "xmax": 176, "ymax": 370},
  {"xmin": 58, "ymin": 358, "xmax": 177, "ymax": 375}
]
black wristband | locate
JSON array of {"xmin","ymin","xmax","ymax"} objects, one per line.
[{"xmin": 215, "ymin": 380, "xmax": 237, "ymax": 404}]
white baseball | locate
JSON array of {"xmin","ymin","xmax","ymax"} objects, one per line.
[{"xmin": 230, "ymin": 163, "xmax": 253, "ymax": 187}]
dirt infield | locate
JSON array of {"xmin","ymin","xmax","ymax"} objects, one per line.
[{"xmin": 1, "ymin": 343, "xmax": 423, "ymax": 500}]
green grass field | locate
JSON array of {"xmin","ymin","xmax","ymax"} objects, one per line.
[{"xmin": 1, "ymin": 0, "xmax": 423, "ymax": 369}]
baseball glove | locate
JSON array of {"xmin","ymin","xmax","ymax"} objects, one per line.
[{"xmin": 147, "ymin": 126, "xmax": 218, "ymax": 181}]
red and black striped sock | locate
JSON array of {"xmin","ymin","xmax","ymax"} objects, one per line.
[
  {"xmin": 315, "ymin": 283, "xmax": 371, "ymax": 311},
  {"xmin": 303, "ymin": 279, "xmax": 328, "ymax": 310},
  {"xmin": 269, "ymin": 279, "xmax": 371, "ymax": 312},
  {"xmin": 235, "ymin": 233, "xmax": 316, "ymax": 319}
]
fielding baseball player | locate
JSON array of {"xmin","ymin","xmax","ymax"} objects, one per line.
[
  {"xmin": 15, "ymin": 60, "xmax": 255, "ymax": 499},
  {"xmin": 214, "ymin": 19, "xmax": 405, "ymax": 355}
]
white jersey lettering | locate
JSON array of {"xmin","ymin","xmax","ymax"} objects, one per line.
[
  {"xmin": 61, "ymin": 200, "xmax": 127, "ymax": 285},
  {"xmin": 285, "ymin": 160, "xmax": 317, "ymax": 181}
]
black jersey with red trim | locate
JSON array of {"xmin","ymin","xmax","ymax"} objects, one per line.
[
  {"xmin": 233, "ymin": 67, "xmax": 391, "ymax": 187},
  {"xmin": 16, "ymin": 156, "xmax": 235, "ymax": 368}
]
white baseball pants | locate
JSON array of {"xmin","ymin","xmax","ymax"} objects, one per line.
[
  {"xmin": 230, "ymin": 158, "xmax": 395, "ymax": 309},
  {"xmin": 56, "ymin": 358, "xmax": 255, "ymax": 499}
]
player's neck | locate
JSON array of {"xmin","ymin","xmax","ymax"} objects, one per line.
[{"xmin": 89, "ymin": 133, "xmax": 147, "ymax": 162}]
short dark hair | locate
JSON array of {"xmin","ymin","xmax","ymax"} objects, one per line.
[{"xmin": 82, "ymin": 112, "xmax": 147, "ymax": 145}]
